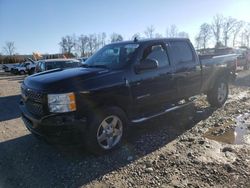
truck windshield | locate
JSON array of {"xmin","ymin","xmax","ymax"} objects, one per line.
[
  {"xmin": 46, "ymin": 61, "xmax": 80, "ymax": 70},
  {"xmin": 84, "ymin": 43, "xmax": 139, "ymax": 69}
]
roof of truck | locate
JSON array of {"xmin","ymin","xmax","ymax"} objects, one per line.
[
  {"xmin": 110, "ymin": 38, "xmax": 190, "ymax": 45},
  {"xmin": 39, "ymin": 58, "xmax": 79, "ymax": 63}
]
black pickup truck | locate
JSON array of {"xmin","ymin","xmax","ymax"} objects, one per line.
[{"xmin": 20, "ymin": 38, "xmax": 237, "ymax": 153}]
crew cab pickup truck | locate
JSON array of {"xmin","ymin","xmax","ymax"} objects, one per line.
[{"xmin": 20, "ymin": 38, "xmax": 237, "ymax": 154}]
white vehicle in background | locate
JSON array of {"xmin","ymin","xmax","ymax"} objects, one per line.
[
  {"xmin": 234, "ymin": 48, "xmax": 250, "ymax": 70},
  {"xmin": 2, "ymin": 63, "xmax": 19, "ymax": 72},
  {"xmin": 77, "ymin": 57, "xmax": 88, "ymax": 64},
  {"xmin": 26, "ymin": 58, "xmax": 37, "ymax": 75},
  {"xmin": 12, "ymin": 60, "xmax": 35, "ymax": 75}
]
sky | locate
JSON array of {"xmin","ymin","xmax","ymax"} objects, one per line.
[{"xmin": 0, "ymin": 0, "xmax": 250, "ymax": 55}]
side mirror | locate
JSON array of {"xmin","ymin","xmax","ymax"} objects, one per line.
[{"xmin": 135, "ymin": 58, "xmax": 158, "ymax": 72}]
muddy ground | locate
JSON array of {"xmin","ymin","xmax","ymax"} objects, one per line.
[{"xmin": 0, "ymin": 70, "xmax": 249, "ymax": 188}]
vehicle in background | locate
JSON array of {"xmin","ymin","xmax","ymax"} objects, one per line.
[
  {"xmin": 20, "ymin": 38, "xmax": 237, "ymax": 154},
  {"xmin": 234, "ymin": 48, "xmax": 250, "ymax": 70},
  {"xmin": 35, "ymin": 59, "xmax": 81, "ymax": 73},
  {"xmin": 77, "ymin": 57, "xmax": 88, "ymax": 64},
  {"xmin": 26, "ymin": 58, "xmax": 37, "ymax": 75},
  {"xmin": 2, "ymin": 63, "xmax": 19, "ymax": 72},
  {"xmin": 11, "ymin": 61, "xmax": 35, "ymax": 75}
]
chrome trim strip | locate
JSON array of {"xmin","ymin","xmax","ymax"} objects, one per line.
[
  {"xmin": 136, "ymin": 94, "xmax": 151, "ymax": 100},
  {"xmin": 131, "ymin": 102, "xmax": 191, "ymax": 123}
]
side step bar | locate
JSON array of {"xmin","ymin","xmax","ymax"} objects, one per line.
[{"xmin": 131, "ymin": 97, "xmax": 197, "ymax": 124}]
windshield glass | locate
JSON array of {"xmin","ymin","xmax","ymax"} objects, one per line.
[
  {"xmin": 46, "ymin": 60, "xmax": 80, "ymax": 70},
  {"xmin": 84, "ymin": 43, "xmax": 139, "ymax": 69}
]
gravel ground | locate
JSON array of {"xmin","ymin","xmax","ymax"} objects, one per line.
[{"xmin": 0, "ymin": 70, "xmax": 249, "ymax": 188}]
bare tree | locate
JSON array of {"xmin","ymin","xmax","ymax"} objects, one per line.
[
  {"xmin": 110, "ymin": 33, "xmax": 123, "ymax": 43},
  {"xmin": 242, "ymin": 23, "xmax": 250, "ymax": 47},
  {"xmin": 78, "ymin": 35, "xmax": 89, "ymax": 57},
  {"xmin": 59, "ymin": 35, "xmax": 76, "ymax": 54},
  {"xmin": 166, "ymin": 25, "xmax": 178, "ymax": 37},
  {"xmin": 195, "ymin": 34, "xmax": 202, "ymax": 50},
  {"xmin": 131, "ymin": 33, "xmax": 141, "ymax": 40},
  {"xmin": 95, "ymin": 32, "xmax": 107, "ymax": 49},
  {"xmin": 232, "ymin": 21, "xmax": 244, "ymax": 47},
  {"xmin": 144, "ymin": 25, "xmax": 155, "ymax": 38},
  {"xmin": 3, "ymin": 41, "xmax": 15, "ymax": 55},
  {"xmin": 198, "ymin": 23, "xmax": 212, "ymax": 49},
  {"xmin": 100, "ymin": 32, "xmax": 107, "ymax": 47},
  {"xmin": 87, "ymin": 34, "xmax": 99, "ymax": 55},
  {"xmin": 211, "ymin": 14, "xmax": 224, "ymax": 46},
  {"xmin": 222, "ymin": 17, "xmax": 238, "ymax": 47},
  {"xmin": 178, "ymin": 32, "xmax": 189, "ymax": 38},
  {"xmin": 155, "ymin": 33, "xmax": 163, "ymax": 38}
]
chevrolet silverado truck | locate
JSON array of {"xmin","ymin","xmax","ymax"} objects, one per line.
[{"xmin": 20, "ymin": 38, "xmax": 237, "ymax": 154}]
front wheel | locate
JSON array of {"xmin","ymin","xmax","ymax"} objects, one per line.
[
  {"xmin": 207, "ymin": 78, "xmax": 229, "ymax": 107},
  {"xmin": 85, "ymin": 106, "xmax": 127, "ymax": 154}
]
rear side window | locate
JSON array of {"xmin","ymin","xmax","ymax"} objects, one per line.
[
  {"xmin": 142, "ymin": 44, "xmax": 169, "ymax": 67},
  {"xmin": 168, "ymin": 41, "xmax": 194, "ymax": 65}
]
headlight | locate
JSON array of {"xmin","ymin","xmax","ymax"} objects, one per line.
[{"xmin": 48, "ymin": 92, "xmax": 76, "ymax": 113}]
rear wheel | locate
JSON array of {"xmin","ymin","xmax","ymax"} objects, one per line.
[
  {"xmin": 243, "ymin": 62, "xmax": 249, "ymax": 70},
  {"xmin": 207, "ymin": 78, "xmax": 228, "ymax": 107},
  {"xmin": 85, "ymin": 106, "xmax": 127, "ymax": 154}
]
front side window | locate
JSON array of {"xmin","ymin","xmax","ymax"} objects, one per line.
[
  {"xmin": 84, "ymin": 43, "xmax": 139, "ymax": 69},
  {"xmin": 142, "ymin": 44, "xmax": 169, "ymax": 67}
]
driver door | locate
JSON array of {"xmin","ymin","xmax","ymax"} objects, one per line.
[{"xmin": 130, "ymin": 42, "xmax": 176, "ymax": 113}]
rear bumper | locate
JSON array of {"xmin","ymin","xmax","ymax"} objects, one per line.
[{"xmin": 20, "ymin": 102, "xmax": 87, "ymax": 144}]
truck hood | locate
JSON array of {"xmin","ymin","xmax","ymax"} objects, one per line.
[{"xmin": 24, "ymin": 67, "xmax": 111, "ymax": 92}]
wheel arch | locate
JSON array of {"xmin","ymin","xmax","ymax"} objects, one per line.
[{"xmin": 207, "ymin": 68, "xmax": 230, "ymax": 92}]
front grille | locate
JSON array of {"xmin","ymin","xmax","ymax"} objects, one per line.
[
  {"xmin": 21, "ymin": 84, "xmax": 47, "ymax": 116},
  {"xmin": 21, "ymin": 84, "xmax": 44, "ymax": 103},
  {"xmin": 26, "ymin": 101, "xmax": 44, "ymax": 116}
]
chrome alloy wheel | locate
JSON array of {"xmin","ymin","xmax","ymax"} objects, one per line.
[
  {"xmin": 217, "ymin": 82, "xmax": 227, "ymax": 103},
  {"xmin": 96, "ymin": 115, "xmax": 123, "ymax": 150}
]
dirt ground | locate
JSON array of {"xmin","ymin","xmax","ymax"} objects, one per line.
[{"xmin": 0, "ymin": 70, "xmax": 249, "ymax": 188}]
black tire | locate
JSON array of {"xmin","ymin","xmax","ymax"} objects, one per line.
[
  {"xmin": 207, "ymin": 77, "xmax": 228, "ymax": 107},
  {"xmin": 85, "ymin": 106, "xmax": 128, "ymax": 155}
]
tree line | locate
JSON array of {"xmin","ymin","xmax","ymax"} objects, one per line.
[
  {"xmin": 195, "ymin": 14, "xmax": 250, "ymax": 49},
  {"xmin": 2, "ymin": 14, "xmax": 250, "ymax": 61},
  {"xmin": 58, "ymin": 25, "xmax": 189, "ymax": 57}
]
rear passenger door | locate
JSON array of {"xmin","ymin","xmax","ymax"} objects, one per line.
[{"xmin": 167, "ymin": 41, "xmax": 202, "ymax": 99}]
